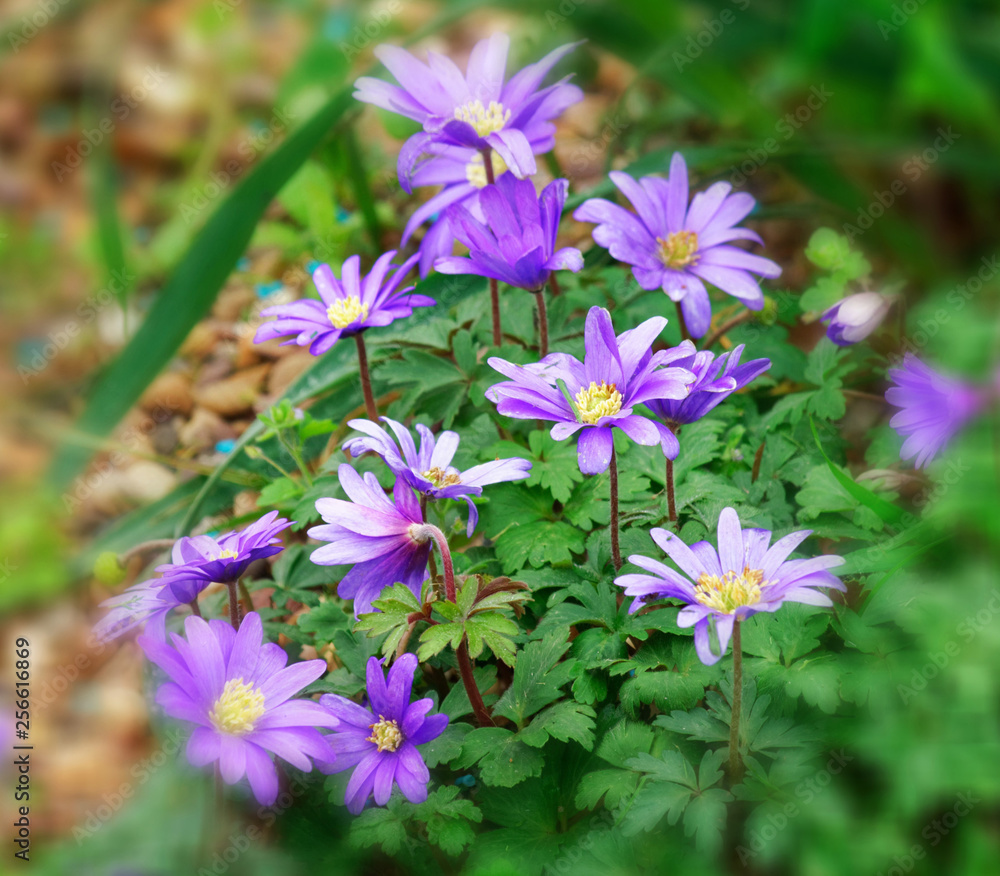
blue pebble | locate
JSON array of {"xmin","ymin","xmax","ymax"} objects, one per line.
[
  {"xmin": 215, "ymin": 439, "xmax": 236, "ymax": 454},
  {"xmin": 335, "ymin": 207, "xmax": 352, "ymax": 223},
  {"xmin": 306, "ymin": 260, "xmax": 322, "ymax": 274},
  {"xmin": 454, "ymin": 774, "xmax": 476, "ymax": 788},
  {"xmin": 255, "ymin": 281, "xmax": 283, "ymax": 299}
]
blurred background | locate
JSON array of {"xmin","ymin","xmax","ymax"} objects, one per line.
[{"xmin": 1, "ymin": 0, "xmax": 999, "ymax": 873}]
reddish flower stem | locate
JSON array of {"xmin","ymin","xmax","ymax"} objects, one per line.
[
  {"xmin": 482, "ymin": 148, "xmax": 502, "ymax": 347},
  {"xmin": 665, "ymin": 456, "xmax": 677, "ymax": 524},
  {"xmin": 674, "ymin": 301, "xmax": 691, "ymax": 342},
  {"xmin": 226, "ymin": 582, "xmax": 241, "ymax": 631},
  {"xmin": 535, "ymin": 289, "xmax": 549, "ymax": 358},
  {"xmin": 415, "ymin": 522, "xmax": 493, "ymax": 726},
  {"xmin": 188, "ymin": 599, "xmax": 202, "ymax": 618},
  {"xmin": 610, "ymin": 448, "xmax": 622, "ymax": 571},
  {"xmin": 354, "ymin": 332, "xmax": 378, "ymax": 421}
]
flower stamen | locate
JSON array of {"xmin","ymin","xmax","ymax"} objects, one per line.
[
  {"xmin": 327, "ymin": 296, "xmax": 369, "ymax": 329},
  {"xmin": 574, "ymin": 381, "xmax": 623, "ymax": 424},
  {"xmin": 209, "ymin": 678, "xmax": 266, "ymax": 736},
  {"xmin": 454, "ymin": 99, "xmax": 511, "ymax": 138},
  {"xmin": 656, "ymin": 231, "xmax": 700, "ymax": 269},
  {"xmin": 694, "ymin": 567, "xmax": 765, "ymax": 613},
  {"xmin": 422, "ymin": 467, "xmax": 462, "ymax": 488},
  {"xmin": 367, "ymin": 716, "xmax": 404, "ymax": 753}
]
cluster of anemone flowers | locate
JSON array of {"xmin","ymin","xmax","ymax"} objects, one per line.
[{"xmin": 94, "ymin": 31, "xmax": 977, "ymax": 820}]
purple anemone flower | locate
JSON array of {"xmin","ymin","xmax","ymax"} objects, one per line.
[
  {"xmin": 354, "ymin": 33, "xmax": 583, "ymax": 191},
  {"xmin": 435, "ymin": 173, "xmax": 583, "ymax": 291},
  {"xmin": 319, "ymin": 653, "xmax": 448, "ymax": 814},
  {"xmin": 487, "ymin": 305, "xmax": 697, "ymax": 475},
  {"xmin": 822, "ymin": 291, "xmax": 894, "ymax": 346},
  {"xmin": 94, "ymin": 511, "xmax": 293, "ymax": 642},
  {"xmin": 886, "ymin": 354, "xmax": 984, "ymax": 469},
  {"xmin": 574, "ymin": 153, "xmax": 781, "ymax": 338},
  {"xmin": 343, "ymin": 416, "xmax": 531, "ymax": 536},
  {"xmin": 646, "ymin": 344, "xmax": 771, "ymax": 452},
  {"xmin": 138, "ymin": 612, "xmax": 337, "ymax": 805},
  {"xmin": 615, "ymin": 508, "xmax": 845, "ymax": 665},
  {"xmin": 309, "ymin": 464, "xmax": 431, "ymax": 616},
  {"xmin": 253, "ymin": 251, "xmax": 430, "ymax": 356}
]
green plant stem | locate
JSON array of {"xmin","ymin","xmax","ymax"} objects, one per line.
[
  {"xmin": 226, "ymin": 582, "xmax": 241, "ymax": 631},
  {"xmin": 610, "ymin": 448, "xmax": 622, "ymax": 571},
  {"xmin": 535, "ymin": 289, "xmax": 549, "ymax": 358},
  {"xmin": 729, "ymin": 621, "xmax": 744, "ymax": 783},
  {"xmin": 354, "ymin": 332, "xmax": 379, "ymax": 421},
  {"xmin": 278, "ymin": 435, "xmax": 313, "ymax": 488},
  {"xmin": 701, "ymin": 309, "xmax": 753, "ymax": 350}
]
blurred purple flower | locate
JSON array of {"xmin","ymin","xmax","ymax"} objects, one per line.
[
  {"xmin": 309, "ymin": 464, "xmax": 431, "ymax": 616},
  {"xmin": 94, "ymin": 511, "xmax": 292, "ymax": 642},
  {"xmin": 319, "ymin": 653, "xmax": 448, "ymax": 814},
  {"xmin": 822, "ymin": 291, "xmax": 894, "ymax": 346},
  {"xmin": 435, "ymin": 173, "xmax": 583, "ymax": 291},
  {"xmin": 615, "ymin": 508, "xmax": 845, "ymax": 665},
  {"xmin": 487, "ymin": 305, "xmax": 696, "ymax": 475},
  {"xmin": 574, "ymin": 153, "xmax": 781, "ymax": 338},
  {"xmin": 646, "ymin": 343, "xmax": 771, "ymax": 454},
  {"xmin": 253, "ymin": 251, "xmax": 429, "ymax": 356},
  {"xmin": 343, "ymin": 416, "xmax": 531, "ymax": 536},
  {"xmin": 886, "ymin": 354, "xmax": 984, "ymax": 468},
  {"xmin": 354, "ymin": 34, "xmax": 583, "ymax": 191},
  {"xmin": 138, "ymin": 612, "xmax": 337, "ymax": 805}
]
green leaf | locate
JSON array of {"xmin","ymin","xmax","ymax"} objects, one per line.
[
  {"xmin": 494, "ymin": 520, "xmax": 586, "ymax": 573},
  {"xmin": 257, "ymin": 477, "xmax": 303, "ymax": 508},
  {"xmin": 349, "ymin": 800, "xmax": 410, "ymax": 855},
  {"xmin": 413, "ymin": 786, "xmax": 483, "ymax": 855},
  {"xmin": 492, "ymin": 634, "xmax": 578, "ymax": 726},
  {"xmin": 50, "ymin": 88, "xmax": 356, "ymax": 488},
  {"xmin": 455, "ymin": 727, "xmax": 545, "ymax": 787},
  {"xmin": 519, "ymin": 701, "xmax": 597, "ymax": 750}
]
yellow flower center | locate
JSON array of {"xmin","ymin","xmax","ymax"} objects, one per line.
[
  {"xmin": 656, "ymin": 231, "xmax": 700, "ymax": 269},
  {"xmin": 327, "ymin": 296, "xmax": 369, "ymax": 329},
  {"xmin": 574, "ymin": 381, "xmax": 623, "ymax": 425},
  {"xmin": 209, "ymin": 678, "xmax": 266, "ymax": 737},
  {"xmin": 367, "ymin": 716, "xmax": 404, "ymax": 753},
  {"xmin": 454, "ymin": 99, "xmax": 511, "ymax": 138},
  {"xmin": 694, "ymin": 567, "xmax": 765, "ymax": 614},
  {"xmin": 214, "ymin": 548, "xmax": 239, "ymax": 561},
  {"xmin": 422, "ymin": 467, "xmax": 462, "ymax": 488},
  {"xmin": 465, "ymin": 150, "xmax": 509, "ymax": 188}
]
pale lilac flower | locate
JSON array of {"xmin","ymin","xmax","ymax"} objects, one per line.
[
  {"xmin": 822, "ymin": 291, "xmax": 894, "ymax": 346},
  {"xmin": 309, "ymin": 465, "xmax": 431, "ymax": 616},
  {"xmin": 354, "ymin": 34, "xmax": 583, "ymax": 191},
  {"xmin": 343, "ymin": 417, "xmax": 530, "ymax": 536},
  {"xmin": 319, "ymin": 654, "xmax": 448, "ymax": 814},
  {"xmin": 886, "ymin": 354, "xmax": 984, "ymax": 468},
  {"xmin": 615, "ymin": 508, "xmax": 845, "ymax": 665},
  {"xmin": 487, "ymin": 306, "xmax": 697, "ymax": 474},
  {"xmin": 94, "ymin": 512, "xmax": 292, "ymax": 642},
  {"xmin": 574, "ymin": 153, "xmax": 781, "ymax": 338},
  {"xmin": 138, "ymin": 612, "xmax": 337, "ymax": 805},
  {"xmin": 435, "ymin": 173, "xmax": 583, "ymax": 291},
  {"xmin": 253, "ymin": 251, "xmax": 429, "ymax": 356}
]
